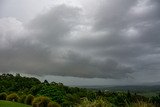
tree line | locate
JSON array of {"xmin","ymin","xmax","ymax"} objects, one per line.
[{"xmin": 0, "ymin": 73, "xmax": 160, "ymax": 107}]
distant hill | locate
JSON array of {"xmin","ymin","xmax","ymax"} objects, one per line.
[{"xmin": 78, "ymin": 85, "xmax": 160, "ymax": 92}]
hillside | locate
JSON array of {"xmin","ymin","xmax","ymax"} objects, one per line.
[{"xmin": 0, "ymin": 100, "xmax": 31, "ymax": 107}]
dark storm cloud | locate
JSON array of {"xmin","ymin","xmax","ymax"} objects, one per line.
[
  {"xmin": 0, "ymin": 37, "xmax": 132, "ymax": 78},
  {"xmin": 0, "ymin": 0, "xmax": 160, "ymax": 80},
  {"xmin": 0, "ymin": 39, "xmax": 51, "ymax": 73},
  {"xmin": 51, "ymin": 51, "xmax": 133, "ymax": 79},
  {"xmin": 26, "ymin": 4, "xmax": 81, "ymax": 45},
  {"xmin": 90, "ymin": 0, "xmax": 160, "ymax": 75},
  {"xmin": 93, "ymin": 0, "xmax": 137, "ymax": 31}
]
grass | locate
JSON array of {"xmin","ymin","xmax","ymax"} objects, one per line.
[{"xmin": 0, "ymin": 100, "xmax": 31, "ymax": 107}]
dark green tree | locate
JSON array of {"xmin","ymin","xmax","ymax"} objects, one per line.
[{"xmin": 0, "ymin": 92, "xmax": 7, "ymax": 100}]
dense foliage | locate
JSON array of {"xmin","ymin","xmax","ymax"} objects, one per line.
[
  {"xmin": 0, "ymin": 73, "xmax": 160, "ymax": 107},
  {"xmin": 0, "ymin": 74, "xmax": 41, "ymax": 93},
  {"xmin": 25, "ymin": 94, "xmax": 34, "ymax": 105},
  {"xmin": 32, "ymin": 96, "xmax": 50, "ymax": 107},
  {"xmin": 0, "ymin": 92, "xmax": 7, "ymax": 100},
  {"xmin": 48, "ymin": 101, "xmax": 61, "ymax": 107},
  {"xmin": 6, "ymin": 93, "xmax": 19, "ymax": 102}
]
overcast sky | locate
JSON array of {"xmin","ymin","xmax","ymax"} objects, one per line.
[{"xmin": 0, "ymin": 0, "xmax": 160, "ymax": 86}]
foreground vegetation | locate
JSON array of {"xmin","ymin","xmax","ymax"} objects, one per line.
[
  {"xmin": 0, "ymin": 100, "xmax": 31, "ymax": 107},
  {"xmin": 0, "ymin": 73, "xmax": 160, "ymax": 107}
]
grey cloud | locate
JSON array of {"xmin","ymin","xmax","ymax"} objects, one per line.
[
  {"xmin": 49, "ymin": 51, "xmax": 133, "ymax": 79},
  {"xmin": 64, "ymin": 0, "xmax": 160, "ymax": 78},
  {"xmin": 1, "ymin": 4, "xmax": 131, "ymax": 79},
  {"xmin": 0, "ymin": 0, "xmax": 5, "ymax": 16},
  {"xmin": 0, "ymin": 39, "xmax": 51, "ymax": 73},
  {"xmin": 0, "ymin": 36, "xmax": 132, "ymax": 79},
  {"xmin": 26, "ymin": 4, "xmax": 81, "ymax": 45},
  {"xmin": 138, "ymin": 22, "xmax": 160, "ymax": 46},
  {"xmin": 0, "ymin": 0, "xmax": 160, "ymax": 81},
  {"xmin": 93, "ymin": 0, "xmax": 137, "ymax": 31}
]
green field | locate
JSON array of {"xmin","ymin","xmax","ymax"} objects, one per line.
[{"xmin": 0, "ymin": 100, "xmax": 31, "ymax": 107}]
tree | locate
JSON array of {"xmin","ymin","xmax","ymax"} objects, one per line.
[
  {"xmin": 25, "ymin": 94, "xmax": 34, "ymax": 105},
  {"xmin": 43, "ymin": 80, "xmax": 49, "ymax": 85},
  {"xmin": 0, "ymin": 92, "xmax": 7, "ymax": 100}
]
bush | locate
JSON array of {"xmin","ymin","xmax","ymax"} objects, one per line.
[
  {"xmin": 77, "ymin": 98, "xmax": 112, "ymax": 107},
  {"xmin": 25, "ymin": 94, "xmax": 34, "ymax": 105},
  {"xmin": 48, "ymin": 101, "xmax": 61, "ymax": 107},
  {"xmin": 61, "ymin": 101, "xmax": 73, "ymax": 107},
  {"xmin": 0, "ymin": 92, "xmax": 7, "ymax": 100},
  {"xmin": 32, "ymin": 96, "xmax": 51, "ymax": 107},
  {"xmin": 19, "ymin": 95, "xmax": 26, "ymax": 103},
  {"xmin": 130, "ymin": 101, "xmax": 155, "ymax": 107},
  {"xmin": 6, "ymin": 93, "xmax": 19, "ymax": 102}
]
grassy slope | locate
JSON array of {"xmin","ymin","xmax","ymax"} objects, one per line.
[{"xmin": 0, "ymin": 100, "xmax": 31, "ymax": 107}]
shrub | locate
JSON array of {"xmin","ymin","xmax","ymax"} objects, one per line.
[
  {"xmin": 77, "ymin": 98, "xmax": 112, "ymax": 107},
  {"xmin": 130, "ymin": 101, "xmax": 155, "ymax": 107},
  {"xmin": 6, "ymin": 93, "xmax": 19, "ymax": 102},
  {"xmin": 19, "ymin": 95, "xmax": 26, "ymax": 103},
  {"xmin": 0, "ymin": 92, "xmax": 7, "ymax": 100},
  {"xmin": 61, "ymin": 101, "xmax": 73, "ymax": 107},
  {"xmin": 25, "ymin": 94, "xmax": 34, "ymax": 105},
  {"xmin": 32, "ymin": 103, "xmax": 41, "ymax": 107},
  {"xmin": 32, "ymin": 96, "xmax": 51, "ymax": 107},
  {"xmin": 48, "ymin": 101, "xmax": 61, "ymax": 107}
]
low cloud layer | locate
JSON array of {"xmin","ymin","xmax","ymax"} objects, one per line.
[{"xmin": 0, "ymin": 0, "xmax": 160, "ymax": 81}]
